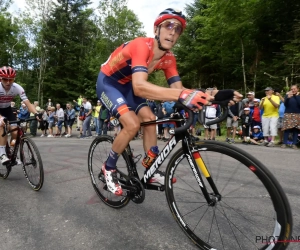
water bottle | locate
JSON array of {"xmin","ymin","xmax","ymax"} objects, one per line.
[{"xmin": 142, "ymin": 146, "xmax": 159, "ymax": 168}]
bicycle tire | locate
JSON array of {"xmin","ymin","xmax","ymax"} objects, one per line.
[
  {"xmin": 165, "ymin": 141, "xmax": 292, "ymax": 250},
  {"xmin": 20, "ymin": 137, "xmax": 44, "ymax": 191},
  {"xmin": 0, "ymin": 164, "xmax": 10, "ymax": 179},
  {"xmin": 88, "ymin": 135, "xmax": 131, "ymax": 208}
]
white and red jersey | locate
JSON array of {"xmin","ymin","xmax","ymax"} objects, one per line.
[{"xmin": 0, "ymin": 83, "xmax": 28, "ymax": 108}]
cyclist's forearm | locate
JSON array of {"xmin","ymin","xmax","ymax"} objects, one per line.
[
  {"xmin": 133, "ymin": 81, "xmax": 182, "ymax": 101},
  {"xmin": 23, "ymin": 100, "xmax": 38, "ymax": 114}
]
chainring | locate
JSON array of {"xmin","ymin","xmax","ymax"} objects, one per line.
[{"xmin": 129, "ymin": 176, "xmax": 145, "ymax": 204}]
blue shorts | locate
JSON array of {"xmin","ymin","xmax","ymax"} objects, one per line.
[
  {"xmin": 162, "ymin": 123, "xmax": 175, "ymax": 128},
  {"xmin": 56, "ymin": 120, "xmax": 64, "ymax": 130},
  {"xmin": 96, "ymin": 72, "xmax": 148, "ymax": 119}
]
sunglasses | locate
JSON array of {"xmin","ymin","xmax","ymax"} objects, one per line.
[
  {"xmin": 1, "ymin": 78, "xmax": 14, "ymax": 83},
  {"xmin": 160, "ymin": 21, "xmax": 183, "ymax": 35}
]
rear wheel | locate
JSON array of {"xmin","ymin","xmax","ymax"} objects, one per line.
[
  {"xmin": 165, "ymin": 141, "xmax": 292, "ymax": 250},
  {"xmin": 88, "ymin": 135, "xmax": 131, "ymax": 208},
  {"xmin": 20, "ymin": 137, "xmax": 44, "ymax": 191}
]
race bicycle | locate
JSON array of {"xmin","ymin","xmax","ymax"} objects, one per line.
[
  {"xmin": 0, "ymin": 117, "xmax": 44, "ymax": 191},
  {"xmin": 88, "ymin": 103, "xmax": 292, "ymax": 249}
]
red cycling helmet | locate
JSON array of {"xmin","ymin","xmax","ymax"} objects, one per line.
[
  {"xmin": 0, "ymin": 66, "xmax": 17, "ymax": 79},
  {"xmin": 154, "ymin": 8, "xmax": 186, "ymax": 29}
]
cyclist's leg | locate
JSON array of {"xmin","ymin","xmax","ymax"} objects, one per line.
[
  {"xmin": 96, "ymin": 73, "xmax": 141, "ymax": 195},
  {"xmin": 137, "ymin": 106, "xmax": 156, "ymax": 152},
  {"xmin": 0, "ymin": 107, "xmax": 16, "ymax": 163}
]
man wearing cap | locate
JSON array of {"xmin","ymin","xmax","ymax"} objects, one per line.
[
  {"xmin": 242, "ymin": 91, "xmax": 257, "ymax": 111},
  {"xmin": 259, "ymin": 87, "xmax": 280, "ymax": 147}
]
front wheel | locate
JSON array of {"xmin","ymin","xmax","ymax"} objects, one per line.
[
  {"xmin": 0, "ymin": 164, "xmax": 10, "ymax": 179},
  {"xmin": 165, "ymin": 141, "xmax": 292, "ymax": 250},
  {"xmin": 20, "ymin": 137, "xmax": 44, "ymax": 191}
]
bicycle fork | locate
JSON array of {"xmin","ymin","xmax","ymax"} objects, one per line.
[{"xmin": 185, "ymin": 142, "xmax": 221, "ymax": 206}]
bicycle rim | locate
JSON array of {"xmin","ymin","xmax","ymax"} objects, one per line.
[
  {"xmin": 88, "ymin": 135, "xmax": 131, "ymax": 208},
  {"xmin": 20, "ymin": 137, "xmax": 44, "ymax": 191},
  {"xmin": 165, "ymin": 141, "xmax": 292, "ymax": 250}
]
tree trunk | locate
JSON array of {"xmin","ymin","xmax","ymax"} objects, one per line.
[
  {"xmin": 253, "ymin": 46, "xmax": 259, "ymax": 93},
  {"xmin": 240, "ymin": 37, "xmax": 247, "ymax": 95}
]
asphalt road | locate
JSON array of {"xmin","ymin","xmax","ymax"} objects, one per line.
[{"xmin": 0, "ymin": 130, "xmax": 299, "ymax": 250}]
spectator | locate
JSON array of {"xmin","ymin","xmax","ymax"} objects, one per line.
[
  {"xmin": 276, "ymin": 91, "xmax": 285, "ymax": 145},
  {"xmin": 147, "ymin": 99, "xmax": 157, "ymax": 115},
  {"xmin": 11, "ymin": 102, "xmax": 18, "ymax": 118},
  {"xmin": 54, "ymin": 103, "xmax": 64, "ymax": 137},
  {"xmin": 77, "ymin": 105, "xmax": 85, "ymax": 138},
  {"xmin": 251, "ymin": 98, "xmax": 262, "ymax": 128},
  {"xmin": 39, "ymin": 109, "xmax": 48, "ymax": 137},
  {"xmin": 156, "ymin": 101, "xmax": 164, "ymax": 139},
  {"xmin": 73, "ymin": 99, "xmax": 80, "ymax": 111},
  {"xmin": 47, "ymin": 106, "xmax": 56, "ymax": 137},
  {"xmin": 77, "ymin": 95, "xmax": 83, "ymax": 106},
  {"xmin": 241, "ymin": 107, "xmax": 252, "ymax": 144},
  {"xmin": 204, "ymin": 104, "xmax": 220, "ymax": 140},
  {"xmin": 93, "ymin": 100, "xmax": 101, "ymax": 136},
  {"xmin": 259, "ymin": 87, "xmax": 280, "ymax": 147},
  {"xmin": 29, "ymin": 101, "xmax": 41, "ymax": 137},
  {"xmin": 45, "ymin": 98, "xmax": 53, "ymax": 109},
  {"xmin": 80, "ymin": 97, "xmax": 92, "ymax": 138},
  {"xmin": 242, "ymin": 91, "xmax": 257, "ymax": 111},
  {"xmin": 189, "ymin": 111, "xmax": 199, "ymax": 140},
  {"xmin": 281, "ymin": 84, "xmax": 300, "ymax": 149},
  {"xmin": 18, "ymin": 103, "xmax": 30, "ymax": 133},
  {"xmin": 162, "ymin": 101, "xmax": 175, "ymax": 142},
  {"xmin": 99, "ymin": 104, "xmax": 110, "ymax": 135},
  {"xmin": 65, "ymin": 103, "xmax": 76, "ymax": 138},
  {"xmin": 249, "ymin": 125, "xmax": 264, "ymax": 145},
  {"xmin": 226, "ymin": 102, "xmax": 243, "ymax": 143},
  {"xmin": 18, "ymin": 103, "xmax": 30, "ymax": 121}
]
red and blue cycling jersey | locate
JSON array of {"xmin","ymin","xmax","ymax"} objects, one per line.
[{"xmin": 101, "ymin": 37, "xmax": 181, "ymax": 85}]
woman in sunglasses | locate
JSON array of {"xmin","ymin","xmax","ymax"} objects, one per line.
[
  {"xmin": 0, "ymin": 66, "xmax": 40, "ymax": 164},
  {"xmin": 96, "ymin": 8, "xmax": 242, "ymax": 196}
]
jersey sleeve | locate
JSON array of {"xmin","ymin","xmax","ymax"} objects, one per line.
[
  {"xmin": 162, "ymin": 54, "xmax": 181, "ymax": 85},
  {"xmin": 129, "ymin": 39, "xmax": 150, "ymax": 74},
  {"xmin": 15, "ymin": 83, "xmax": 28, "ymax": 101}
]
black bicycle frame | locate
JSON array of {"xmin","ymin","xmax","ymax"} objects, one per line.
[
  {"xmin": 121, "ymin": 116, "xmax": 220, "ymax": 205},
  {"xmin": 6, "ymin": 126, "xmax": 22, "ymax": 162}
]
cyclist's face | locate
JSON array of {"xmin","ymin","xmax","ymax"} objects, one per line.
[
  {"xmin": 156, "ymin": 19, "xmax": 182, "ymax": 49},
  {"xmin": 1, "ymin": 78, "xmax": 14, "ymax": 90}
]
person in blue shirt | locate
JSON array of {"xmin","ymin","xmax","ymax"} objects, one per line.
[
  {"xmin": 249, "ymin": 125, "xmax": 264, "ymax": 145},
  {"xmin": 65, "ymin": 103, "xmax": 76, "ymax": 138},
  {"xmin": 18, "ymin": 103, "xmax": 30, "ymax": 121},
  {"xmin": 275, "ymin": 91, "xmax": 285, "ymax": 144},
  {"xmin": 47, "ymin": 106, "xmax": 56, "ymax": 137},
  {"xmin": 162, "ymin": 101, "xmax": 175, "ymax": 141}
]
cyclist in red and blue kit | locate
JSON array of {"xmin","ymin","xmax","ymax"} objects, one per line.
[{"xmin": 96, "ymin": 8, "xmax": 242, "ymax": 196}]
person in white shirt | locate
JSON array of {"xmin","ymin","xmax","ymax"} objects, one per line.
[{"xmin": 54, "ymin": 103, "xmax": 64, "ymax": 136}]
